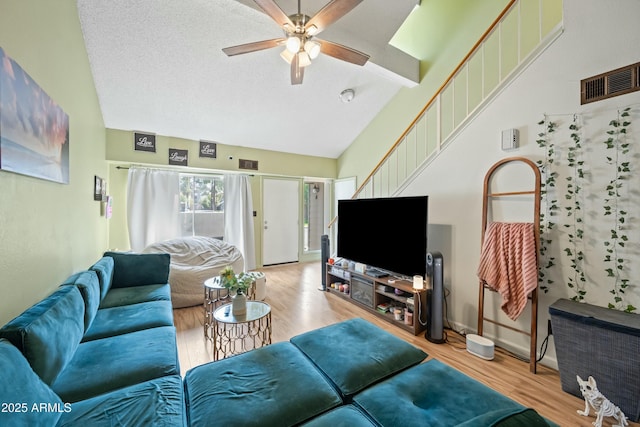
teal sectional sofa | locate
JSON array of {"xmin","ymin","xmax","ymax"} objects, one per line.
[
  {"xmin": 183, "ymin": 318, "xmax": 556, "ymax": 426},
  {"xmin": 0, "ymin": 252, "xmax": 185, "ymax": 426},
  {"xmin": 1, "ymin": 252, "xmax": 555, "ymax": 426}
]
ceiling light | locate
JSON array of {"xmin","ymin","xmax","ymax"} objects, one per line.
[
  {"xmin": 339, "ymin": 88, "xmax": 355, "ymax": 103},
  {"xmin": 304, "ymin": 40, "xmax": 321, "ymax": 59},
  {"xmin": 286, "ymin": 36, "xmax": 301, "ymax": 53},
  {"xmin": 280, "ymin": 49, "xmax": 294, "ymax": 64},
  {"xmin": 306, "ymin": 24, "xmax": 318, "ymax": 36},
  {"xmin": 298, "ymin": 51, "xmax": 311, "ymax": 67}
]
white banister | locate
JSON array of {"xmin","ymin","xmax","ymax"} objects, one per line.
[{"xmin": 351, "ymin": 0, "xmax": 563, "ymax": 201}]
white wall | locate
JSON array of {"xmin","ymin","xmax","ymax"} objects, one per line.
[{"xmin": 401, "ymin": 0, "xmax": 640, "ymax": 368}]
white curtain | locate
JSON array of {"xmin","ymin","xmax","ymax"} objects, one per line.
[
  {"xmin": 127, "ymin": 167, "xmax": 181, "ymax": 252},
  {"xmin": 224, "ymin": 174, "xmax": 256, "ymax": 270}
]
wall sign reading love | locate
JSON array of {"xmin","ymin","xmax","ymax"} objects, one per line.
[
  {"xmin": 134, "ymin": 132, "xmax": 156, "ymax": 152},
  {"xmin": 199, "ymin": 140, "xmax": 217, "ymax": 158}
]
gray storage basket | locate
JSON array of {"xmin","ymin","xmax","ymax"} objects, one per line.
[{"xmin": 549, "ymin": 298, "xmax": 640, "ymax": 422}]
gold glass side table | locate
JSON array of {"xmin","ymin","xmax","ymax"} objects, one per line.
[
  {"xmin": 203, "ymin": 276, "xmax": 257, "ymax": 340},
  {"xmin": 211, "ymin": 301, "xmax": 272, "ymax": 360},
  {"xmin": 203, "ymin": 277, "xmax": 230, "ymax": 340}
]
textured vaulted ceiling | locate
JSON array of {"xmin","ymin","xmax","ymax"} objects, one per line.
[{"xmin": 77, "ymin": 0, "xmax": 420, "ymax": 159}]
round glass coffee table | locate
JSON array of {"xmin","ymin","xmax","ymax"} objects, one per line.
[{"xmin": 211, "ymin": 301, "xmax": 272, "ymax": 361}]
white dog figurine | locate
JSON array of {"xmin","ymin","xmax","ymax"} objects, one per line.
[{"xmin": 577, "ymin": 375, "xmax": 628, "ymax": 427}]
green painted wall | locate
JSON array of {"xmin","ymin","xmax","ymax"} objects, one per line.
[
  {"xmin": 0, "ymin": 1, "xmax": 107, "ymax": 326},
  {"xmin": 106, "ymin": 128, "xmax": 336, "ymax": 178},
  {"xmin": 339, "ymin": 0, "xmax": 511, "ymax": 186},
  {"xmin": 105, "ymin": 129, "xmax": 337, "ymax": 265}
]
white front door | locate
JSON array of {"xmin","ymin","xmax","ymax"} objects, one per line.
[{"xmin": 263, "ymin": 178, "xmax": 300, "ymax": 265}]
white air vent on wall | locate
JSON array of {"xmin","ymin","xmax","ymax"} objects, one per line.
[{"xmin": 581, "ymin": 61, "xmax": 640, "ymax": 104}]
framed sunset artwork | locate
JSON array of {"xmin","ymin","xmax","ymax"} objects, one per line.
[{"xmin": 0, "ymin": 47, "xmax": 70, "ymax": 184}]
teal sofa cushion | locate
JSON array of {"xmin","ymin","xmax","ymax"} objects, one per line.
[
  {"xmin": 62, "ymin": 271, "xmax": 101, "ymax": 331},
  {"xmin": 99, "ymin": 283, "xmax": 171, "ymax": 308},
  {"xmin": 302, "ymin": 405, "xmax": 377, "ymax": 427},
  {"xmin": 56, "ymin": 375, "xmax": 185, "ymax": 427},
  {"xmin": 185, "ymin": 342, "xmax": 342, "ymax": 426},
  {"xmin": 52, "ymin": 326, "xmax": 179, "ymax": 403},
  {"xmin": 103, "ymin": 252, "xmax": 170, "ymax": 288},
  {"xmin": 0, "ymin": 339, "xmax": 64, "ymax": 427},
  {"xmin": 0, "ymin": 285, "xmax": 85, "ymax": 385},
  {"xmin": 90, "ymin": 257, "xmax": 114, "ymax": 301},
  {"xmin": 82, "ymin": 300, "xmax": 174, "ymax": 341},
  {"xmin": 290, "ymin": 318, "xmax": 427, "ymax": 396},
  {"xmin": 353, "ymin": 359, "xmax": 553, "ymax": 427}
]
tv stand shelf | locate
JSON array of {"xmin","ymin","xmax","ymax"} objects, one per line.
[{"xmin": 325, "ymin": 264, "xmax": 428, "ymax": 335}]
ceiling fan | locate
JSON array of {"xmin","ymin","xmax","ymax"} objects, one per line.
[{"xmin": 223, "ymin": 0, "xmax": 370, "ymax": 85}]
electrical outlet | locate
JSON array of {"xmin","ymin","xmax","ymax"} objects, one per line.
[{"xmin": 547, "ymin": 319, "xmax": 553, "ymax": 336}]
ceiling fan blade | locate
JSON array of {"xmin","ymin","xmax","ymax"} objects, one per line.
[
  {"xmin": 222, "ymin": 38, "xmax": 285, "ymax": 56},
  {"xmin": 319, "ymin": 40, "xmax": 369, "ymax": 66},
  {"xmin": 254, "ymin": 0, "xmax": 295, "ymax": 29},
  {"xmin": 291, "ymin": 54, "xmax": 304, "ymax": 85},
  {"xmin": 305, "ymin": 0, "xmax": 364, "ymax": 35}
]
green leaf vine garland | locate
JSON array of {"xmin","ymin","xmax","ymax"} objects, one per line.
[
  {"xmin": 603, "ymin": 107, "xmax": 635, "ymax": 313},
  {"xmin": 536, "ymin": 116, "xmax": 558, "ymax": 293},
  {"xmin": 564, "ymin": 115, "xmax": 586, "ymax": 301},
  {"xmin": 536, "ymin": 107, "xmax": 636, "ymax": 312}
]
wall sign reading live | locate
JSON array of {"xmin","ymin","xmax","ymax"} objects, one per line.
[
  {"xmin": 169, "ymin": 148, "xmax": 188, "ymax": 166},
  {"xmin": 199, "ymin": 140, "xmax": 217, "ymax": 158},
  {"xmin": 134, "ymin": 132, "xmax": 156, "ymax": 152}
]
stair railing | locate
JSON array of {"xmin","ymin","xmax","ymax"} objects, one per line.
[{"xmin": 349, "ymin": 0, "xmax": 563, "ymax": 201}]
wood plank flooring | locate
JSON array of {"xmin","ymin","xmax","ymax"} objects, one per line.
[{"xmin": 174, "ymin": 261, "xmax": 637, "ymax": 427}]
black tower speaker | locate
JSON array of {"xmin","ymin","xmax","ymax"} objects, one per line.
[
  {"xmin": 426, "ymin": 251, "xmax": 445, "ymax": 343},
  {"xmin": 320, "ymin": 235, "xmax": 330, "ymax": 291}
]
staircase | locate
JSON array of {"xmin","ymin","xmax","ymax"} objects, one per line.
[{"xmin": 352, "ymin": 0, "xmax": 564, "ymax": 200}]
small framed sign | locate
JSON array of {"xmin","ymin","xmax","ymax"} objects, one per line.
[
  {"xmin": 199, "ymin": 140, "xmax": 217, "ymax": 158},
  {"xmin": 169, "ymin": 148, "xmax": 188, "ymax": 166},
  {"xmin": 134, "ymin": 132, "xmax": 156, "ymax": 152}
]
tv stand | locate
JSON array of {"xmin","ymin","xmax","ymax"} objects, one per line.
[
  {"xmin": 365, "ymin": 267, "xmax": 387, "ymax": 278},
  {"xmin": 325, "ymin": 263, "xmax": 427, "ymax": 335}
]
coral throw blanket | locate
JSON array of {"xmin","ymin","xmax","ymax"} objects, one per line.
[{"xmin": 477, "ymin": 222, "xmax": 538, "ymax": 321}]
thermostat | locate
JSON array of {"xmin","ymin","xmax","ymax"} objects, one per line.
[{"xmin": 501, "ymin": 129, "xmax": 519, "ymax": 151}]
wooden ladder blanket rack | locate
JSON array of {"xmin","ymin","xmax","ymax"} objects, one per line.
[{"xmin": 477, "ymin": 157, "xmax": 541, "ymax": 374}]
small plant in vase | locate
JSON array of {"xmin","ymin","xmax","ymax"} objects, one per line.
[{"xmin": 220, "ymin": 266, "xmax": 253, "ymax": 316}]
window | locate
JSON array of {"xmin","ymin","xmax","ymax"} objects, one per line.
[{"xmin": 179, "ymin": 174, "xmax": 224, "ymax": 238}]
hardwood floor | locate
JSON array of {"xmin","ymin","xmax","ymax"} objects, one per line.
[{"xmin": 174, "ymin": 261, "xmax": 637, "ymax": 427}]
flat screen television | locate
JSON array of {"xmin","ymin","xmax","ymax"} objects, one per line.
[{"xmin": 337, "ymin": 196, "xmax": 428, "ymax": 278}]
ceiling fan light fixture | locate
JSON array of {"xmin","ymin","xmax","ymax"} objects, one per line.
[
  {"xmin": 306, "ymin": 24, "xmax": 318, "ymax": 36},
  {"xmin": 222, "ymin": 0, "xmax": 370, "ymax": 85},
  {"xmin": 298, "ymin": 51, "xmax": 311, "ymax": 67},
  {"xmin": 304, "ymin": 40, "xmax": 321, "ymax": 59},
  {"xmin": 286, "ymin": 36, "xmax": 301, "ymax": 53},
  {"xmin": 280, "ymin": 48, "xmax": 294, "ymax": 64}
]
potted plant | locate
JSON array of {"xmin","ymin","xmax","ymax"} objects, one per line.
[{"xmin": 220, "ymin": 265, "xmax": 253, "ymax": 316}]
